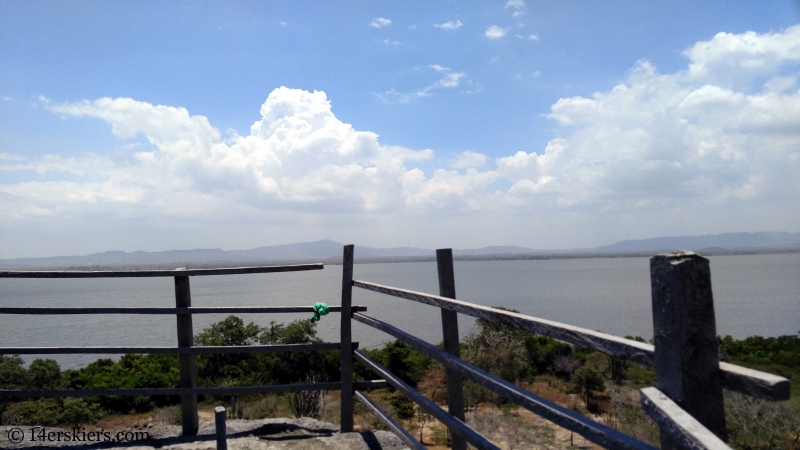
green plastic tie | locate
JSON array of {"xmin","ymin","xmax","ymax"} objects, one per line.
[{"xmin": 310, "ymin": 302, "xmax": 329, "ymax": 323}]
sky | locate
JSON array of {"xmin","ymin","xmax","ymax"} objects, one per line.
[{"xmin": 1, "ymin": 1, "xmax": 799, "ymax": 258}]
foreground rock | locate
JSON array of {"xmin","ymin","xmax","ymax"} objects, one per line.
[{"xmin": 1, "ymin": 418, "xmax": 410, "ymax": 450}]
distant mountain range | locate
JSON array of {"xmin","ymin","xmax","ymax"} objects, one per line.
[
  {"xmin": 1, "ymin": 232, "xmax": 798, "ymax": 270},
  {"xmin": 593, "ymin": 231, "xmax": 800, "ymax": 253}
]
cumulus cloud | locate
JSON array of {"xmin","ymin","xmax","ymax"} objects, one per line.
[
  {"xmin": 5, "ymin": 88, "xmax": 462, "ymax": 222},
  {"xmin": 370, "ymin": 17, "xmax": 391, "ymax": 28},
  {"xmin": 450, "ymin": 151, "xmax": 488, "ymax": 168},
  {"xmin": 485, "ymin": 26, "xmax": 508, "ymax": 39},
  {"xmin": 404, "ymin": 168, "xmax": 497, "ymax": 210},
  {"xmin": 3, "ymin": 26, "xmax": 799, "ymax": 252},
  {"xmin": 435, "ymin": 20, "xmax": 462, "ymax": 30},
  {"xmin": 683, "ymin": 24, "xmax": 800, "ymax": 90},
  {"xmin": 517, "ymin": 24, "xmax": 800, "ymax": 210}
]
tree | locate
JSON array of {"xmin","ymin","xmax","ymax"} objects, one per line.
[
  {"xmin": 362, "ymin": 341, "xmax": 432, "ymax": 388},
  {"xmin": 463, "ymin": 307, "xmax": 531, "ymax": 384},
  {"xmin": 0, "ymin": 355, "xmax": 28, "ymax": 390},
  {"xmin": 60, "ymin": 398, "xmax": 103, "ymax": 427},
  {"xmin": 195, "ymin": 315, "xmax": 263, "ymax": 384},
  {"xmin": 258, "ymin": 319, "xmax": 340, "ymax": 385},
  {"xmin": 27, "ymin": 359, "xmax": 63, "ymax": 390},
  {"xmin": 388, "ymin": 391, "xmax": 415, "ymax": 420},
  {"xmin": 0, "ymin": 355, "xmax": 29, "ymax": 418},
  {"xmin": 607, "ymin": 355, "xmax": 628, "ymax": 385},
  {"xmin": 410, "ymin": 405, "xmax": 432, "ymax": 444},
  {"xmin": 1, "ymin": 399, "xmax": 62, "ymax": 426},
  {"xmin": 570, "ymin": 365, "xmax": 605, "ymax": 409}
]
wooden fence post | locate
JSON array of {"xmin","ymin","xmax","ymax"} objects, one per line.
[
  {"xmin": 214, "ymin": 405, "xmax": 227, "ymax": 450},
  {"xmin": 650, "ymin": 251, "xmax": 726, "ymax": 448},
  {"xmin": 174, "ymin": 275, "xmax": 199, "ymax": 436},
  {"xmin": 436, "ymin": 248, "xmax": 466, "ymax": 450},
  {"xmin": 340, "ymin": 245, "xmax": 355, "ymax": 432}
]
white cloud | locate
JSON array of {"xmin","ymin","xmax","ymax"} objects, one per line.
[
  {"xmin": 485, "ymin": 26, "xmax": 508, "ymax": 39},
  {"xmin": 378, "ymin": 38, "xmax": 400, "ymax": 46},
  {"xmin": 529, "ymin": 34, "xmax": 539, "ymax": 40},
  {"xmin": 3, "ymin": 26, "xmax": 799, "ymax": 254},
  {"xmin": 527, "ymin": 40, "xmax": 800, "ymax": 210},
  {"xmin": 378, "ymin": 65, "xmax": 466, "ymax": 103},
  {"xmin": 506, "ymin": 0, "xmax": 525, "ymax": 18},
  {"xmin": 4, "ymin": 88, "xmax": 450, "ymax": 221},
  {"xmin": 683, "ymin": 24, "xmax": 800, "ymax": 90},
  {"xmin": 370, "ymin": 17, "xmax": 391, "ymax": 28},
  {"xmin": 450, "ymin": 151, "xmax": 488, "ymax": 168},
  {"xmin": 435, "ymin": 20, "xmax": 462, "ymax": 30},
  {"xmin": 404, "ymin": 168, "xmax": 497, "ymax": 210}
]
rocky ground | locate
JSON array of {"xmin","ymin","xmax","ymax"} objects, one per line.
[{"xmin": 0, "ymin": 417, "xmax": 411, "ymax": 450}]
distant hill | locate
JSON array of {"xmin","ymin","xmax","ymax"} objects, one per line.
[
  {"xmin": 1, "ymin": 232, "xmax": 798, "ymax": 270},
  {"xmin": 0, "ymin": 240, "xmax": 432, "ymax": 269},
  {"xmin": 594, "ymin": 231, "xmax": 800, "ymax": 253}
]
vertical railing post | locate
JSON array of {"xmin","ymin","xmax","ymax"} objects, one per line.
[
  {"xmin": 436, "ymin": 248, "xmax": 466, "ymax": 450},
  {"xmin": 340, "ymin": 244, "xmax": 355, "ymax": 432},
  {"xmin": 650, "ymin": 251, "xmax": 727, "ymax": 448},
  {"xmin": 214, "ymin": 406, "xmax": 227, "ymax": 450},
  {"xmin": 174, "ymin": 275, "xmax": 199, "ymax": 436}
]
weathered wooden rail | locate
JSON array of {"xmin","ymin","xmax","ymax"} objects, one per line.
[
  {"xmin": 0, "ymin": 263, "xmax": 379, "ymax": 436},
  {"xmin": 343, "ymin": 246, "xmax": 790, "ymax": 450},
  {"xmin": 0, "ymin": 249, "xmax": 792, "ymax": 450}
]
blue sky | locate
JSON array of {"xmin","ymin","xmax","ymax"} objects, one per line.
[{"xmin": 1, "ymin": 1, "xmax": 799, "ymax": 258}]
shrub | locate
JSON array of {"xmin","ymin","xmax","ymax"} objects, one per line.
[
  {"xmin": 570, "ymin": 365, "xmax": 605, "ymax": 409},
  {"xmin": 1, "ymin": 399, "xmax": 62, "ymax": 426}
]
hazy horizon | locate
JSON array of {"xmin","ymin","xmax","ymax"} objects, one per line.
[{"xmin": 3, "ymin": 231, "xmax": 800, "ymax": 264}]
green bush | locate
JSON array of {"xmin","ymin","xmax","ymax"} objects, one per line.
[
  {"xmin": 1, "ymin": 399, "xmax": 62, "ymax": 426},
  {"xmin": 59, "ymin": 398, "xmax": 103, "ymax": 427},
  {"xmin": 388, "ymin": 391, "xmax": 415, "ymax": 420},
  {"xmin": 63, "ymin": 354, "xmax": 181, "ymax": 413},
  {"xmin": 194, "ymin": 316, "xmax": 341, "ymax": 388},
  {"xmin": 360, "ymin": 341, "xmax": 433, "ymax": 388},
  {"xmin": 570, "ymin": 365, "xmax": 605, "ymax": 409}
]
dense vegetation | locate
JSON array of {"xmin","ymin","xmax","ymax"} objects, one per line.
[
  {"xmin": 0, "ymin": 316, "xmax": 339, "ymax": 425},
  {"xmin": 1, "ymin": 314, "xmax": 798, "ymax": 449}
]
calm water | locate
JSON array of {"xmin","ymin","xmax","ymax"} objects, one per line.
[{"xmin": 1, "ymin": 253, "xmax": 798, "ymax": 369}]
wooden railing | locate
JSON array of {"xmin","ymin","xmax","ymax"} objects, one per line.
[
  {"xmin": 0, "ymin": 263, "xmax": 389, "ymax": 435},
  {"xmin": 0, "ymin": 249, "xmax": 792, "ymax": 450},
  {"xmin": 343, "ymin": 245, "xmax": 790, "ymax": 450}
]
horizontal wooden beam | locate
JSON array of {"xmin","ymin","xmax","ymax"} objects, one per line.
[
  {"xmin": 353, "ymin": 280, "xmax": 790, "ymax": 401},
  {"xmin": 355, "ymin": 390, "xmax": 426, "ymax": 450},
  {"xmin": 0, "ymin": 380, "xmax": 386, "ymax": 398},
  {"xmin": 0, "ymin": 306, "xmax": 367, "ymax": 315},
  {"xmin": 0, "ymin": 263, "xmax": 324, "ymax": 278},
  {"xmin": 354, "ymin": 349, "xmax": 500, "ymax": 450},
  {"xmin": 641, "ymin": 387, "xmax": 732, "ymax": 450},
  {"xmin": 354, "ymin": 313, "xmax": 655, "ymax": 450},
  {"xmin": 354, "ymin": 280, "xmax": 654, "ymax": 365},
  {"xmin": 0, "ymin": 342, "xmax": 359, "ymax": 355},
  {"xmin": 718, "ymin": 362, "xmax": 790, "ymax": 401}
]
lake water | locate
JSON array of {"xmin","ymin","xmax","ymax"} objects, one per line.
[{"xmin": 1, "ymin": 253, "xmax": 798, "ymax": 369}]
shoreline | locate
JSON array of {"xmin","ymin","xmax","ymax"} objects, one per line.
[{"xmin": 2, "ymin": 247, "xmax": 799, "ymax": 271}]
